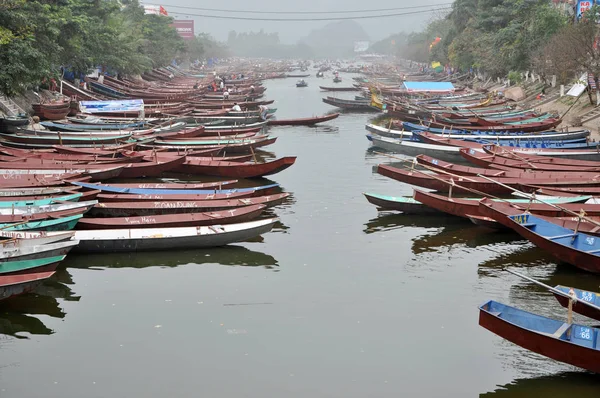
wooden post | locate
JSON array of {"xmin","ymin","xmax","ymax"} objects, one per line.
[{"xmin": 568, "ymin": 288, "xmax": 575, "ymax": 324}]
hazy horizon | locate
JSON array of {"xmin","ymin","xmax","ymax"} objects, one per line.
[{"xmin": 152, "ymin": 0, "xmax": 448, "ymax": 44}]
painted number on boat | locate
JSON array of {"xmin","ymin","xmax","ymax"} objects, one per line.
[
  {"xmin": 581, "ymin": 291, "xmax": 595, "ymax": 302},
  {"xmin": 468, "ymin": 149, "xmax": 475, "ymax": 154},
  {"xmin": 432, "ymin": 159, "xmax": 439, "ymax": 165},
  {"xmin": 514, "ymin": 215, "xmax": 528, "ymax": 224},
  {"xmin": 577, "ymin": 326, "xmax": 592, "ymax": 341},
  {"xmin": 586, "ymin": 237, "xmax": 595, "ymax": 245}
]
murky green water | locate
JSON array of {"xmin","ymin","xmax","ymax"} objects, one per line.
[{"xmin": 1, "ymin": 74, "xmax": 599, "ymax": 397}]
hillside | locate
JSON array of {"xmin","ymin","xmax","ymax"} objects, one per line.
[{"xmin": 298, "ymin": 20, "xmax": 370, "ymax": 58}]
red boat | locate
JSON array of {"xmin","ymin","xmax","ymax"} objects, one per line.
[
  {"xmin": 378, "ymin": 164, "xmax": 600, "ymax": 195},
  {"xmin": 118, "ymin": 155, "xmax": 187, "ymax": 178},
  {"xmin": 479, "ymin": 300, "xmax": 600, "ymax": 375},
  {"xmin": 0, "ymin": 173, "xmax": 85, "ymax": 188},
  {"xmin": 476, "ymin": 198, "xmax": 600, "ymax": 235},
  {"xmin": 89, "ymin": 192, "xmax": 290, "ymax": 217},
  {"xmin": 460, "ymin": 147, "xmax": 600, "ymax": 171},
  {"xmin": 267, "ymin": 113, "xmax": 340, "ymax": 126},
  {"xmin": 0, "ymin": 271, "xmax": 56, "ymax": 300},
  {"xmin": 415, "ymin": 154, "xmax": 600, "ymax": 179},
  {"xmin": 53, "ymin": 142, "xmax": 139, "ymax": 155},
  {"xmin": 76, "ymin": 204, "xmax": 266, "ymax": 229},
  {"xmin": 95, "ymin": 190, "xmax": 256, "ymax": 203},
  {"xmin": 173, "ymin": 156, "xmax": 297, "ymax": 178},
  {"xmin": 32, "ymin": 101, "xmax": 70, "ymax": 121}
]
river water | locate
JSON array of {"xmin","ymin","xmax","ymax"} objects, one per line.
[{"xmin": 0, "ymin": 74, "xmax": 599, "ymax": 397}]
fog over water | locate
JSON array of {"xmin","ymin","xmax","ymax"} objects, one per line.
[{"xmin": 154, "ymin": 0, "xmax": 448, "ymax": 43}]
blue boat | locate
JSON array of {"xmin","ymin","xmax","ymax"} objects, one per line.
[
  {"xmin": 71, "ymin": 181, "xmax": 280, "ymax": 195},
  {"xmin": 499, "ymin": 213, "xmax": 600, "ymax": 273},
  {"xmin": 466, "ymin": 138, "xmax": 595, "ymax": 149},
  {"xmin": 41, "ymin": 121, "xmax": 146, "ymax": 132},
  {"xmin": 479, "ymin": 300, "xmax": 600, "ymax": 373},
  {"xmin": 401, "ymin": 121, "xmax": 589, "ymax": 137}
]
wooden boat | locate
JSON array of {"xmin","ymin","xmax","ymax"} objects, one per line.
[
  {"xmin": 138, "ymin": 137, "xmax": 277, "ymax": 154},
  {"xmin": 94, "ymin": 181, "xmax": 238, "ymax": 190},
  {"xmin": 368, "ymin": 134, "xmax": 468, "ymax": 162},
  {"xmin": 72, "ymin": 181, "xmax": 278, "ymax": 195},
  {"xmin": 94, "ymin": 191, "xmax": 256, "ymax": 205},
  {"xmin": 319, "ymin": 86, "xmax": 359, "ymax": 92},
  {"xmin": 0, "ymin": 271, "xmax": 56, "ymax": 300},
  {"xmin": 0, "ymin": 192, "xmax": 82, "ymax": 207},
  {"xmin": 460, "ymin": 147, "xmax": 600, "ymax": 170},
  {"xmin": 89, "ymin": 193, "xmax": 290, "ymax": 216},
  {"xmin": 0, "ymin": 214, "xmax": 82, "ymax": 231},
  {"xmin": 0, "ymin": 199, "xmax": 95, "ymax": 218},
  {"xmin": 366, "ymin": 191, "xmax": 589, "ymax": 215},
  {"xmin": 0, "ymin": 116, "xmax": 30, "ymax": 133},
  {"xmin": 489, "ymin": 211, "xmax": 600, "ymax": 273},
  {"xmin": 268, "ymin": 113, "xmax": 339, "ymax": 126},
  {"xmin": 0, "ymin": 173, "xmax": 84, "ymax": 188},
  {"xmin": 0, "ymin": 186, "xmax": 82, "ymax": 197},
  {"xmin": 377, "ymin": 164, "xmax": 600, "ymax": 195},
  {"xmin": 287, "ymin": 73, "xmax": 310, "ymax": 78},
  {"xmin": 40, "ymin": 120, "xmax": 145, "ymax": 131},
  {"xmin": 53, "ymin": 142, "xmax": 139, "ymax": 154},
  {"xmin": 415, "ymin": 154, "xmax": 600, "ymax": 180},
  {"xmin": 0, "ymin": 132, "xmax": 132, "ymax": 146},
  {"xmin": 402, "ymin": 127, "xmax": 591, "ymax": 142},
  {"xmin": 173, "ymin": 156, "xmax": 296, "ymax": 178},
  {"xmin": 57, "ymin": 218, "xmax": 278, "ymax": 253},
  {"xmin": 296, "ymin": 80, "xmax": 308, "ymax": 88},
  {"xmin": 363, "ymin": 193, "xmax": 442, "ymax": 214},
  {"xmin": 479, "ymin": 300, "xmax": 600, "ymax": 373},
  {"xmin": 0, "ymin": 230, "xmax": 75, "ymax": 244},
  {"xmin": 0, "ymin": 240, "xmax": 78, "ymax": 262},
  {"xmin": 0, "ymin": 255, "xmax": 66, "ymax": 275},
  {"xmin": 76, "ymin": 204, "xmax": 266, "ymax": 229},
  {"xmin": 32, "ymin": 101, "xmax": 70, "ymax": 120},
  {"xmin": 322, "ymin": 96, "xmax": 378, "ymax": 111}
]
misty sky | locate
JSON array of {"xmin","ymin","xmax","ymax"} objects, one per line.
[{"xmin": 153, "ymin": 0, "xmax": 448, "ymax": 44}]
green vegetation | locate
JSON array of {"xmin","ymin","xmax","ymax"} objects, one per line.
[
  {"xmin": 374, "ymin": 0, "xmax": 570, "ymax": 78},
  {"xmin": 0, "ymin": 0, "xmax": 186, "ymax": 96}
]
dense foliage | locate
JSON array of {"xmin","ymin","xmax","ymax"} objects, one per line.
[
  {"xmin": 374, "ymin": 1, "xmax": 570, "ymax": 78},
  {"xmin": 0, "ymin": 0, "xmax": 185, "ymax": 96}
]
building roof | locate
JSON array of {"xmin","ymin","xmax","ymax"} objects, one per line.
[{"xmin": 403, "ymin": 81, "xmax": 455, "ymax": 93}]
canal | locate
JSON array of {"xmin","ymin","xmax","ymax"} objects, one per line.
[{"xmin": 0, "ymin": 73, "xmax": 599, "ymax": 397}]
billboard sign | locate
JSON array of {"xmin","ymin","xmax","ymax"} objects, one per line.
[
  {"xmin": 144, "ymin": 5, "xmax": 168, "ymax": 15},
  {"xmin": 577, "ymin": 0, "xmax": 595, "ymax": 20},
  {"xmin": 80, "ymin": 99, "xmax": 144, "ymax": 114},
  {"xmin": 172, "ymin": 20, "xmax": 195, "ymax": 40}
]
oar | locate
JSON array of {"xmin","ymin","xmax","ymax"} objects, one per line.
[
  {"xmin": 506, "ymin": 268, "xmax": 600, "ymax": 324},
  {"xmin": 476, "ymin": 174, "xmax": 600, "ymax": 229},
  {"xmin": 373, "ymin": 151, "xmax": 508, "ymax": 201}
]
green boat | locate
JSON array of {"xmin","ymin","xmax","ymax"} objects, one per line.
[
  {"xmin": 363, "ymin": 193, "xmax": 592, "ymax": 214},
  {"xmin": 0, "ymin": 255, "xmax": 66, "ymax": 275},
  {"xmin": 0, "ymin": 214, "xmax": 82, "ymax": 231},
  {"xmin": 0, "ymin": 193, "xmax": 82, "ymax": 208}
]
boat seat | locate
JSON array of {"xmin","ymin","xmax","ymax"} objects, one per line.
[
  {"xmin": 548, "ymin": 233, "xmax": 576, "ymax": 240},
  {"xmin": 519, "ymin": 223, "xmax": 537, "ymax": 227},
  {"xmin": 586, "ymin": 249, "xmax": 600, "ymax": 254},
  {"xmin": 488, "ymin": 311, "xmax": 501, "ymax": 316},
  {"xmin": 552, "ymin": 322, "xmax": 571, "ymax": 338}
]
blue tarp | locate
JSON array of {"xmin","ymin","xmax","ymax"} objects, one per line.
[{"xmin": 403, "ymin": 81, "xmax": 455, "ymax": 93}]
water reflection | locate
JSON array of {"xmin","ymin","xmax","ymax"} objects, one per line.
[
  {"xmin": 0, "ymin": 269, "xmax": 77, "ymax": 338},
  {"xmin": 61, "ymin": 245, "xmax": 279, "ymax": 270},
  {"xmin": 481, "ymin": 372, "xmax": 600, "ymax": 396},
  {"xmin": 363, "ymin": 212, "xmax": 460, "ymax": 234}
]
